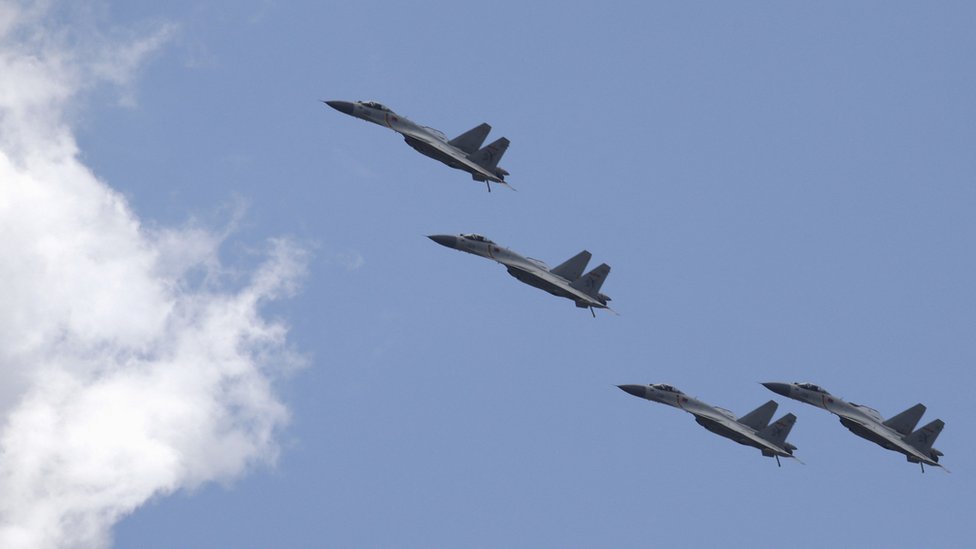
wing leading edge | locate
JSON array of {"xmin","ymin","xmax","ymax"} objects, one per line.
[{"xmin": 399, "ymin": 126, "xmax": 511, "ymax": 187}]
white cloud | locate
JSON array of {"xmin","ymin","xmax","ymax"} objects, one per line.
[{"xmin": 0, "ymin": 4, "xmax": 306, "ymax": 548}]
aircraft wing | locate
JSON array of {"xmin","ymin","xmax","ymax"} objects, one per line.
[
  {"xmin": 691, "ymin": 408, "xmax": 794, "ymax": 457},
  {"xmin": 837, "ymin": 413, "xmax": 938, "ymax": 465},
  {"xmin": 505, "ymin": 262, "xmax": 605, "ymax": 306},
  {"xmin": 398, "ymin": 126, "xmax": 507, "ymax": 184}
]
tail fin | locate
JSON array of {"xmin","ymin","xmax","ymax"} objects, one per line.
[
  {"xmin": 758, "ymin": 413, "xmax": 797, "ymax": 447},
  {"xmin": 449, "ymin": 123, "xmax": 491, "ymax": 154},
  {"xmin": 470, "ymin": 137, "xmax": 509, "ymax": 170},
  {"xmin": 738, "ymin": 400, "xmax": 778, "ymax": 431},
  {"xmin": 906, "ymin": 419, "xmax": 944, "ymax": 453},
  {"xmin": 551, "ymin": 251, "xmax": 592, "ymax": 281},
  {"xmin": 883, "ymin": 403, "xmax": 926, "ymax": 436},
  {"xmin": 570, "ymin": 263, "xmax": 610, "ymax": 298}
]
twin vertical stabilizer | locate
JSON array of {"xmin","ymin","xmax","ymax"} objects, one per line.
[
  {"xmin": 883, "ymin": 404, "xmax": 926, "ymax": 436},
  {"xmin": 906, "ymin": 419, "xmax": 944, "ymax": 454},
  {"xmin": 470, "ymin": 137, "xmax": 510, "ymax": 172},
  {"xmin": 570, "ymin": 263, "xmax": 611, "ymax": 299},
  {"xmin": 758, "ymin": 413, "xmax": 797, "ymax": 448},
  {"xmin": 449, "ymin": 123, "xmax": 491, "ymax": 154},
  {"xmin": 551, "ymin": 251, "xmax": 592, "ymax": 281},
  {"xmin": 738, "ymin": 401, "xmax": 778, "ymax": 431}
]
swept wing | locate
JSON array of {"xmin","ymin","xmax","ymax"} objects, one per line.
[
  {"xmin": 397, "ymin": 125, "xmax": 509, "ymax": 186},
  {"xmin": 502, "ymin": 259, "xmax": 607, "ymax": 307},
  {"xmin": 836, "ymin": 412, "xmax": 943, "ymax": 467},
  {"xmin": 690, "ymin": 407, "xmax": 796, "ymax": 459}
]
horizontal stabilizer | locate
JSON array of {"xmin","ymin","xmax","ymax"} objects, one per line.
[
  {"xmin": 470, "ymin": 137, "xmax": 509, "ymax": 170},
  {"xmin": 449, "ymin": 123, "xmax": 491, "ymax": 154},
  {"xmin": 906, "ymin": 419, "xmax": 944, "ymax": 453},
  {"xmin": 738, "ymin": 400, "xmax": 778, "ymax": 431},
  {"xmin": 883, "ymin": 403, "xmax": 926, "ymax": 436},
  {"xmin": 570, "ymin": 263, "xmax": 610, "ymax": 298},
  {"xmin": 758, "ymin": 413, "xmax": 796, "ymax": 447},
  {"xmin": 551, "ymin": 251, "xmax": 592, "ymax": 281}
]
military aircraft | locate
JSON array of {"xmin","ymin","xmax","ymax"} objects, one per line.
[
  {"xmin": 617, "ymin": 384, "xmax": 800, "ymax": 466},
  {"xmin": 324, "ymin": 100, "xmax": 511, "ymax": 191},
  {"xmin": 762, "ymin": 382, "xmax": 947, "ymax": 472},
  {"xmin": 427, "ymin": 233, "xmax": 612, "ymax": 316}
]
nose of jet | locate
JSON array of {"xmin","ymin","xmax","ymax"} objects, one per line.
[
  {"xmin": 427, "ymin": 235, "xmax": 458, "ymax": 249},
  {"xmin": 617, "ymin": 385, "xmax": 646, "ymax": 398},
  {"xmin": 762, "ymin": 382, "xmax": 791, "ymax": 397},
  {"xmin": 324, "ymin": 100, "xmax": 355, "ymax": 115}
]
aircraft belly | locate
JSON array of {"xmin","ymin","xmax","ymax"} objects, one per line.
[
  {"xmin": 402, "ymin": 136, "xmax": 471, "ymax": 174},
  {"xmin": 840, "ymin": 418, "xmax": 901, "ymax": 452},
  {"xmin": 694, "ymin": 417, "xmax": 759, "ymax": 449},
  {"xmin": 505, "ymin": 268, "xmax": 571, "ymax": 298}
]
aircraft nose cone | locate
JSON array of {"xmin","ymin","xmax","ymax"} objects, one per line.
[
  {"xmin": 762, "ymin": 382, "xmax": 791, "ymax": 397},
  {"xmin": 617, "ymin": 385, "xmax": 645, "ymax": 398},
  {"xmin": 427, "ymin": 235, "xmax": 458, "ymax": 249},
  {"xmin": 324, "ymin": 100, "xmax": 355, "ymax": 115}
]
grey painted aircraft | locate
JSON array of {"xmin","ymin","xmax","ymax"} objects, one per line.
[
  {"xmin": 324, "ymin": 100, "xmax": 511, "ymax": 191},
  {"xmin": 763, "ymin": 382, "xmax": 947, "ymax": 472},
  {"xmin": 618, "ymin": 384, "xmax": 800, "ymax": 466},
  {"xmin": 427, "ymin": 233, "xmax": 612, "ymax": 315}
]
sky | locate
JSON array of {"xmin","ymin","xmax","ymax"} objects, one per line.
[{"xmin": 1, "ymin": 1, "xmax": 974, "ymax": 547}]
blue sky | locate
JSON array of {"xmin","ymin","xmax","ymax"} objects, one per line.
[{"xmin": 2, "ymin": 1, "xmax": 974, "ymax": 547}]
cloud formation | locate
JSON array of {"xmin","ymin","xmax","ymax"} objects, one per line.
[{"xmin": 0, "ymin": 4, "xmax": 306, "ymax": 548}]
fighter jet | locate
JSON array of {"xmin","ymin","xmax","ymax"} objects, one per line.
[
  {"xmin": 762, "ymin": 382, "xmax": 947, "ymax": 472},
  {"xmin": 428, "ymin": 233, "xmax": 612, "ymax": 316},
  {"xmin": 324, "ymin": 100, "xmax": 511, "ymax": 191},
  {"xmin": 617, "ymin": 384, "xmax": 800, "ymax": 466}
]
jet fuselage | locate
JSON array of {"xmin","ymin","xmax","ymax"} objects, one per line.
[
  {"xmin": 428, "ymin": 234, "xmax": 610, "ymax": 311},
  {"xmin": 762, "ymin": 382, "xmax": 944, "ymax": 468},
  {"xmin": 618, "ymin": 384, "xmax": 797, "ymax": 460},
  {"xmin": 325, "ymin": 100, "xmax": 508, "ymax": 185}
]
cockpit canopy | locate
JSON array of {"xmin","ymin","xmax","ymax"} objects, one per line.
[
  {"xmin": 361, "ymin": 101, "xmax": 390, "ymax": 112},
  {"xmin": 461, "ymin": 233, "xmax": 494, "ymax": 244},
  {"xmin": 652, "ymin": 384, "xmax": 683, "ymax": 394},
  {"xmin": 796, "ymin": 382, "xmax": 829, "ymax": 394}
]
